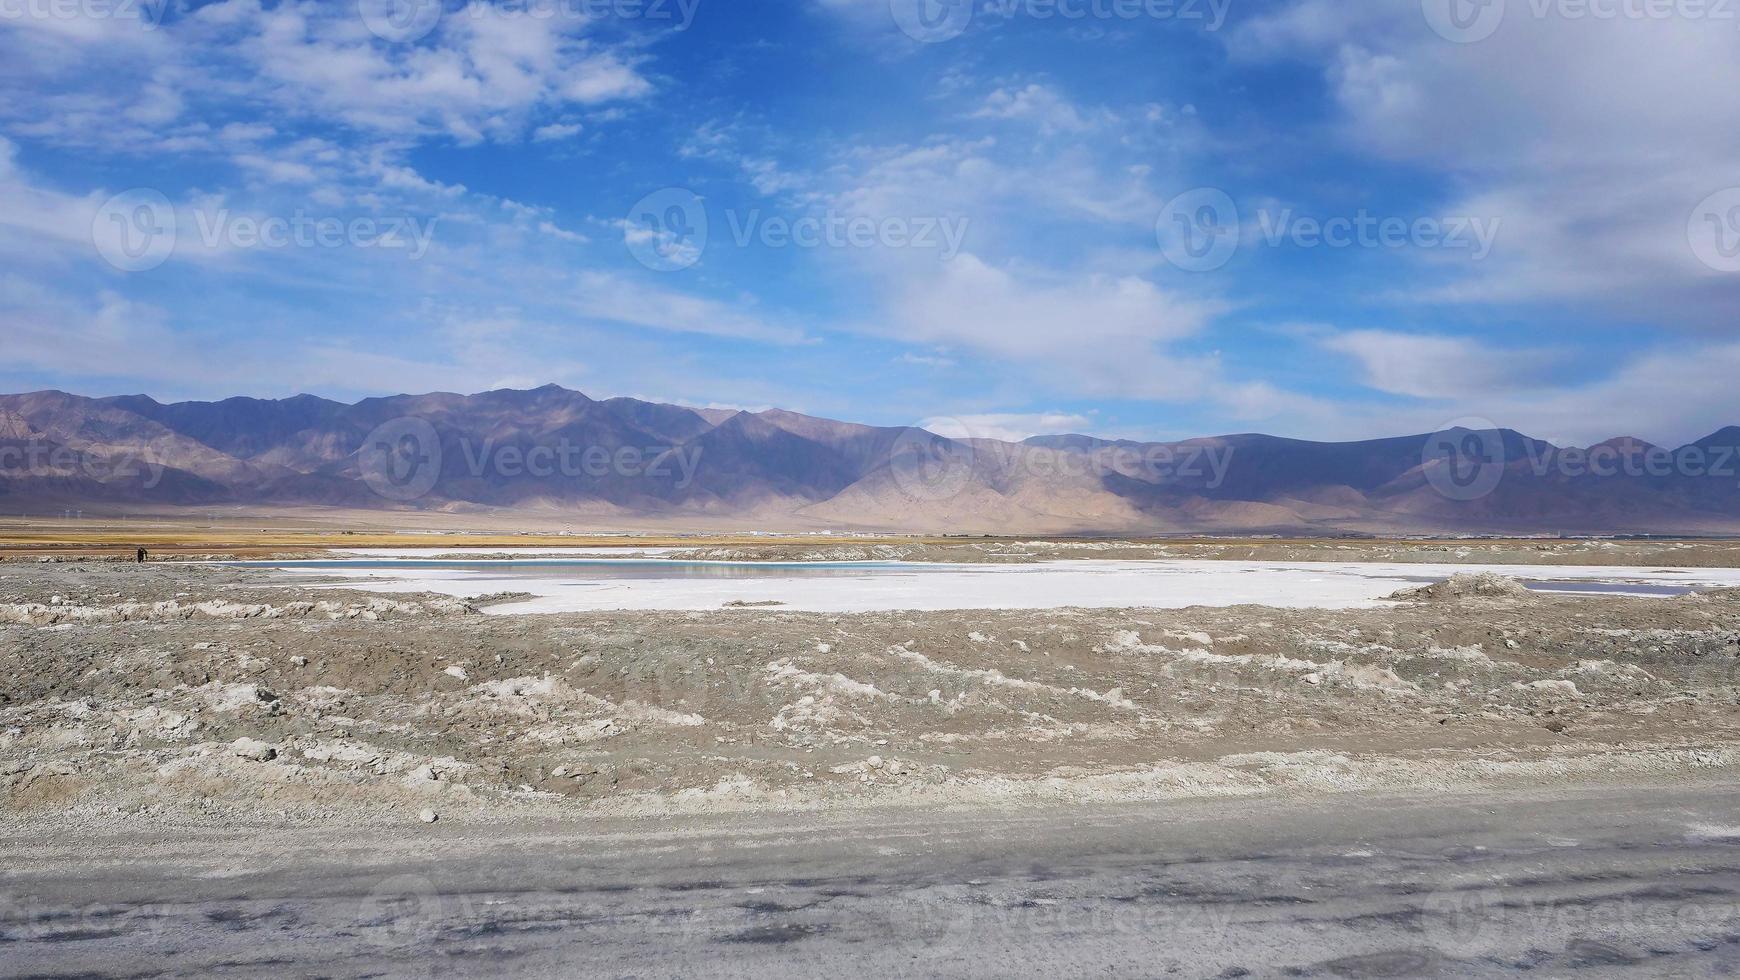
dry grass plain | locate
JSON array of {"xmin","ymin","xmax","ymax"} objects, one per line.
[{"xmin": 9, "ymin": 514, "xmax": 1740, "ymax": 567}]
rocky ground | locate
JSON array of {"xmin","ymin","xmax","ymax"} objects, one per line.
[{"xmin": 2, "ymin": 561, "xmax": 1739, "ymax": 828}]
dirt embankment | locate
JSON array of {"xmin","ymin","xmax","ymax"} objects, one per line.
[{"xmin": 1, "ymin": 563, "xmax": 1738, "ymax": 824}]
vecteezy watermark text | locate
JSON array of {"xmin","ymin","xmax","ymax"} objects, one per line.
[
  {"xmin": 1420, "ymin": 884, "xmax": 1740, "ymax": 955},
  {"xmin": 0, "ymin": 0, "xmax": 167, "ymax": 28},
  {"xmin": 1524, "ymin": 441, "xmax": 1740, "ymax": 480},
  {"xmin": 1014, "ymin": 442, "xmax": 1236, "ymax": 485},
  {"xmin": 91, "ymin": 190, "xmax": 439, "ymax": 273},
  {"xmin": 0, "ymin": 442, "xmax": 166, "ymax": 489},
  {"xmin": 1424, "ymin": 0, "xmax": 1740, "ymax": 44},
  {"xmin": 1254, "ymin": 208, "xmax": 1500, "ymax": 260},
  {"xmin": 887, "ymin": 418, "xmax": 1237, "ymax": 502},
  {"xmin": 0, "ymin": 891, "xmax": 171, "ymax": 946},
  {"xmin": 890, "ymin": 0, "xmax": 1232, "ymax": 43},
  {"xmin": 1156, "ymin": 189, "xmax": 1501, "ymax": 272},
  {"xmin": 358, "ymin": 418, "xmax": 705, "ymax": 502},
  {"xmin": 623, "ymin": 188, "xmax": 969, "ymax": 272},
  {"xmin": 724, "ymin": 210, "xmax": 969, "ymax": 258},
  {"xmin": 189, "ymin": 210, "xmax": 438, "ymax": 259},
  {"xmin": 456, "ymin": 440, "xmax": 703, "ymax": 484}
]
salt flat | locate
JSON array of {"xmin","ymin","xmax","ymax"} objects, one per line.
[{"xmin": 262, "ymin": 555, "xmax": 1740, "ymax": 613}]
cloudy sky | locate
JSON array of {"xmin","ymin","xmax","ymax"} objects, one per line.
[{"xmin": 2, "ymin": 0, "xmax": 1737, "ymax": 446}]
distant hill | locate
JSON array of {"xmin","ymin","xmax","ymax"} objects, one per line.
[{"xmin": 4, "ymin": 385, "xmax": 1739, "ymax": 534}]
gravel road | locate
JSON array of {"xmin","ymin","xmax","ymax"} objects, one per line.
[{"xmin": 4, "ymin": 783, "xmax": 1740, "ymax": 978}]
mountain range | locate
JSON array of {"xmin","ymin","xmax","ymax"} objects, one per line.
[{"xmin": 4, "ymin": 385, "xmax": 1740, "ymax": 534}]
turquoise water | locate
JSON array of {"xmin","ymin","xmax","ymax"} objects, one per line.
[{"xmin": 1523, "ymin": 580, "xmax": 1692, "ymax": 597}]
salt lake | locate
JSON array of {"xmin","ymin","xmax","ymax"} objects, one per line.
[{"xmin": 228, "ymin": 553, "xmax": 1740, "ymax": 614}]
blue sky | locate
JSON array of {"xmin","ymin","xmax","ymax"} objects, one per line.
[{"xmin": 2, "ymin": 0, "xmax": 1738, "ymax": 446}]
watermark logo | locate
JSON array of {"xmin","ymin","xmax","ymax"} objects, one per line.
[
  {"xmin": 1157, "ymin": 188, "xmax": 1239, "ymax": 272},
  {"xmin": 889, "ymin": 421, "xmax": 978, "ymax": 502},
  {"xmin": 359, "ymin": 417, "xmax": 443, "ymax": 502},
  {"xmin": 1422, "ymin": 418, "xmax": 1507, "ymax": 501},
  {"xmin": 625, "ymin": 187, "xmax": 708, "ymax": 272},
  {"xmin": 92, "ymin": 189, "xmax": 175, "ymax": 273},
  {"xmin": 1423, "ymin": 0, "xmax": 1507, "ymax": 42},
  {"xmin": 1420, "ymin": 887, "xmax": 1502, "ymax": 953},
  {"xmin": 358, "ymin": 874, "xmax": 444, "ymax": 948},
  {"xmin": 890, "ymin": 0, "xmax": 973, "ymax": 42},
  {"xmin": 885, "ymin": 890, "xmax": 974, "ymax": 962},
  {"xmin": 1689, "ymin": 188, "xmax": 1740, "ymax": 273},
  {"xmin": 358, "ymin": 0, "xmax": 443, "ymax": 42}
]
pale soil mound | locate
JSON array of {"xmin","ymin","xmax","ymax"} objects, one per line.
[
  {"xmin": 1685, "ymin": 586, "xmax": 1740, "ymax": 603},
  {"xmin": 0, "ymin": 595, "xmax": 476, "ymax": 626},
  {"xmin": 1389, "ymin": 572, "xmax": 1535, "ymax": 602}
]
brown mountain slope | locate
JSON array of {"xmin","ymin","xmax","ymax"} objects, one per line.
[{"xmin": 3, "ymin": 387, "xmax": 1740, "ymax": 534}]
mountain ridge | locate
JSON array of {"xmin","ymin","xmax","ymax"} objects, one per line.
[{"xmin": 4, "ymin": 386, "xmax": 1739, "ymax": 534}]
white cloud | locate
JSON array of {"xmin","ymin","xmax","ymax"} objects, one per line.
[
  {"xmin": 219, "ymin": 122, "xmax": 277, "ymax": 144},
  {"xmin": 828, "ymin": 135, "xmax": 1160, "ymax": 230},
  {"xmin": 369, "ymin": 158, "xmax": 468, "ymax": 198},
  {"xmin": 1212, "ymin": 331, "xmax": 1740, "ymax": 448},
  {"xmin": 535, "ymin": 220, "xmax": 587, "ymax": 243},
  {"xmin": 532, "ymin": 122, "xmax": 584, "ymax": 142},
  {"xmin": 567, "ymin": 271, "xmax": 809, "ymax": 345},
  {"xmin": 882, "ymin": 253, "xmax": 1224, "ymax": 400},
  {"xmin": 232, "ymin": 153, "xmax": 320, "ymax": 184},
  {"xmin": 0, "ymin": 1, "xmax": 656, "ymax": 151},
  {"xmin": 921, "ymin": 412, "xmax": 1096, "ymax": 443},
  {"xmin": 1475, "ymin": 343, "xmax": 1740, "ymax": 446},
  {"xmin": 671, "ymin": 111, "xmax": 1217, "ymax": 405},
  {"xmin": 970, "ymin": 83, "xmax": 1095, "ymax": 134},
  {"xmin": 0, "ymin": 161, "xmax": 136, "ymax": 261},
  {"xmin": 0, "ymin": 279, "xmax": 501, "ymax": 398},
  {"xmin": 1230, "ymin": 1, "xmax": 1740, "ymax": 322},
  {"xmin": 557, "ymin": 52, "xmax": 653, "ymax": 103},
  {"xmin": 1318, "ymin": 329, "xmax": 1561, "ymax": 400},
  {"xmin": 896, "ymin": 351, "xmax": 956, "ymax": 369}
]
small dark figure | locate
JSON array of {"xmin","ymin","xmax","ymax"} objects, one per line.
[{"xmin": 136, "ymin": 547, "xmax": 147, "ymax": 564}]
